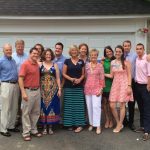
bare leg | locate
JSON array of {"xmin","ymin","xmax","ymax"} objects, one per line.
[
  {"xmin": 102, "ymin": 97, "xmax": 109, "ymax": 128},
  {"xmin": 110, "ymin": 102, "xmax": 119, "ymax": 129},
  {"xmin": 114, "ymin": 102, "xmax": 125, "ymax": 132}
]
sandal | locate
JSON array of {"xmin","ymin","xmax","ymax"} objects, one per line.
[
  {"xmin": 88, "ymin": 126, "xmax": 93, "ymax": 131},
  {"xmin": 23, "ymin": 136, "xmax": 31, "ymax": 141},
  {"xmin": 49, "ymin": 128, "xmax": 54, "ymax": 135},
  {"xmin": 96, "ymin": 128, "xmax": 101, "ymax": 135},
  {"xmin": 74, "ymin": 127, "xmax": 83, "ymax": 133},
  {"xmin": 42, "ymin": 128, "xmax": 47, "ymax": 135},
  {"xmin": 31, "ymin": 132, "xmax": 42, "ymax": 137}
]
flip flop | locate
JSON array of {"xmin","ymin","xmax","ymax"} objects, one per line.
[{"xmin": 74, "ymin": 127, "xmax": 83, "ymax": 133}]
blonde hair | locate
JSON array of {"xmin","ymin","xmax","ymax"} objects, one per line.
[
  {"xmin": 68, "ymin": 45, "xmax": 79, "ymax": 56},
  {"xmin": 15, "ymin": 40, "xmax": 25, "ymax": 46},
  {"xmin": 89, "ymin": 49, "xmax": 99, "ymax": 56}
]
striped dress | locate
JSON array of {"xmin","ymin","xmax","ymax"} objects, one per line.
[{"xmin": 63, "ymin": 59, "xmax": 86, "ymax": 126}]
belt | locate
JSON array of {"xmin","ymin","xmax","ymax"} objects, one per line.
[
  {"xmin": 25, "ymin": 87, "xmax": 39, "ymax": 91},
  {"xmin": 2, "ymin": 81, "xmax": 17, "ymax": 84}
]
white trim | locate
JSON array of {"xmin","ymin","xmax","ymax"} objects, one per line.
[{"xmin": 0, "ymin": 15, "xmax": 150, "ymax": 20}]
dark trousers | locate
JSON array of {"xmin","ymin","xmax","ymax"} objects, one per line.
[
  {"xmin": 127, "ymin": 79, "xmax": 136, "ymax": 126},
  {"xmin": 136, "ymin": 83, "xmax": 150, "ymax": 133}
]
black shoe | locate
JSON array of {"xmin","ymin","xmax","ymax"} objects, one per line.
[
  {"xmin": 8, "ymin": 128, "xmax": 20, "ymax": 132},
  {"xmin": 134, "ymin": 127, "xmax": 144, "ymax": 133},
  {"xmin": 142, "ymin": 133, "xmax": 149, "ymax": 141},
  {"xmin": 129, "ymin": 124, "xmax": 136, "ymax": 131},
  {"xmin": 0, "ymin": 132, "xmax": 11, "ymax": 137}
]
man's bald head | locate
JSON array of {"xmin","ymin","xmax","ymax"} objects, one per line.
[{"xmin": 3, "ymin": 43, "xmax": 12, "ymax": 57}]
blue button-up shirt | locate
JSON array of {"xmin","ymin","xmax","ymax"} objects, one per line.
[
  {"xmin": 12, "ymin": 52, "xmax": 28, "ymax": 72},
  {"xmin": 0, "ymin": 56, "xmax": 18, "ymax": 81},
  {"xmin": 124, "ymin": 51, "xmax": 137, "ymax": 79},
  {"xmin": 53, "ymin": 55, "xmax": 66, "ymax": 81}
]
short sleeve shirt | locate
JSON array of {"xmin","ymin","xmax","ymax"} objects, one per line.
[
  {"xmin": 64, "ymin": 58, "xmax": 84, "ymax": 88},
  {"xmin": 19, "ymin": 59, "xmax": 40, "ymax": 88}
]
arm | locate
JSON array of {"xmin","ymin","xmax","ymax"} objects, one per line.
[
  {"xmin": 126, "ymin": 61, "xmax": 132, "ymax": 95},
  {"xmin": 18, "ymin": 76, "xmax": 28, "ymax": 101},
  {"xmin": 62, "ymin": 64, "xmax": 75, "ymax": 83},
  {"xmin": 105, "ymin": 65, "xmax": 114, "ymax": 78},
  {"xmin": 96, "ymin": 64, "xmax": 105, "ymax": 96},
  {"xmin": 74, "ymin": 66, "xmax": 85, "ymax": 84},
  {"xmin": 146, "ymin": 55, "xmax": 150, "ymax": 91},
  {"xmin": 54, "ymin": 63, "xmax": 61, "ymax": 97}
]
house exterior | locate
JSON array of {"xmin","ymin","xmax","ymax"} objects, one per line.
[{"xmin": 0, "ymin": 0, "xmax": 150, "ymax": 56}]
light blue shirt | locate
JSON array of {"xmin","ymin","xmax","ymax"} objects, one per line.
[
  {"xmin": 124, "ymin": 51, "xmax": 137, "ymax": 79},
  {"xmin": 12, "ymin": 52, "xmax": 28, "ymax": 72},
  {"xmin": 53, "ymin": 55, "xmax": 66, "ymax": 81},
  {"xmin": 0, "ymin": 56, "xmax": 18, "ymax": 81}
]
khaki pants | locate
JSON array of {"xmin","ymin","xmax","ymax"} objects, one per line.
[
  {"xmin": 22, "ymin": 88, "xmax": 41, "ymax": 137},
  {"xmin": 0, "ymin": 82, "xmax": 19, "ymax": 133}
]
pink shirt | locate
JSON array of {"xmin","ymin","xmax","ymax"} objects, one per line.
[
  {"xmin": 135, "ymin": 54, "xmax": 150, "ymax": 84},
  {"xmin": 84, "ymin": 63, "xmax": 105, "ymax": 95}
]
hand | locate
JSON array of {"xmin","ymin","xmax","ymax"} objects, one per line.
[
  {"xmin": 57, "ymin": 89, "xmax": 61, "ymax": 97},
  {"xmin": 96, "ymin": 89, "xmax": 103, "ymax": 97},
  {"xmin": 147, "ymin": 84, "xmax": 150, "ymax": 92},
  {"xmin": 22, "ymin": 91, "xmax": 28, "ymax": 101},
  {"xmin": 74, "ymin": 79, "xmax": 81, "ymax": 85},
  {"xmin": 127, "ymin": 86, "xmax": 132, "ymax": 95}
]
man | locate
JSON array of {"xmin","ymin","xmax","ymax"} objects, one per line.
[
  {"xmin": 135, "ymin": 43, "xmax": 150, "ymax": 141},
  {"xmin": 123, "ymin": 40, "xmax": 137, "ymax": 130},
  {"xmin": 12, "ymin": 40, "xmax": 28, "ymax": 126},
  {"xmin": 19, "ymin": 47, "xmax": 42, "ymax": 141},
  {"xmin": 0, "ymin": 44, "xmax": 20, "ymax": 137},
  {"xmin": 53, "ymin": 42, "xmax": 66, "ymax": 81},
  {"xmin": 53, "ymin": 42, "xmax": 66, "ymax": 124},
  {"xmin": 12, "ymin": 40, "xmax": 28, "ymax": 72}
]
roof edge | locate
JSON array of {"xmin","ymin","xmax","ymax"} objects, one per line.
[{"xmin": 0, "ymin": 15, "xmax": 150, "ymax": 20}]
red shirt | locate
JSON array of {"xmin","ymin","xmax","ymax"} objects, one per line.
[{"xmin": 19, "ymin": 59, "xmax": 40, "ymax": 88}]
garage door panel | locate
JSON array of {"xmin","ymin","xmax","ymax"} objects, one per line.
[{"xmin": 0, "ymin": 33, "xmax": 135, "ymax": 57}]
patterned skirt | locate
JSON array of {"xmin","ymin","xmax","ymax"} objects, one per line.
[
  {"xmin": 63, "ymin": 88, "xmax": 86, "ymax": 126},
  {"xmin": 39, "ymin": 92, "xmax": 60, "ymax": 125}
]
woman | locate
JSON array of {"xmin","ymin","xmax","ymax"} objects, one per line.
[
  {"xmin": 34, "ymin": 43, "xmax": 45, "ymax": 62},
  {"xmin": 105, "ymin": 45, "xmax": 133, "ymax": 133},
  {"xmin": 102, "ymin": 46, "xmax": 115, "ymax": 128},
  {"xmin": 79, "ymin": 43, "xmax": 89, "ymax": 63},
  {"xmin": 84, "ymin": 49, "xmax": 105, "ymax": 134},
  {"xmin": 39, "ymin": 48, "xmax": 61, "ymax": 135},
  {"xmin": 62, "ymin": 45, "xmax": 86, "ymax": 133}
]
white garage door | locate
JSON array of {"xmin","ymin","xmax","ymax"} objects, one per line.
[{"xmin": 0, "ymin": 33, "xmax": 135, "ymax": 57}]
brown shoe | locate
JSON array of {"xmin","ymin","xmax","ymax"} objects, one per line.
[
  {"xmin": 134, "ymin": 127, "xmax": 144, "ymax": 133},
  {"xmin": 142, "ymin": 133, "xmax": 149, "ymax": 141}
]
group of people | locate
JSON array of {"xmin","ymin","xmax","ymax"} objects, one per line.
[{"xmin": 0, "ymin": 39, "xmax": 150, "ymax": 141}]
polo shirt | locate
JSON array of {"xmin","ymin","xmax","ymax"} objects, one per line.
[{"xmin": 19, "ymin": 59, "xmax": 40, "ymax": 88}]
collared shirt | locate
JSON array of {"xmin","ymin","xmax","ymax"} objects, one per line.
[
  {"xmin": 0, "ymin": 56, "xmax": 18, "ymax": 81},
  {"xmin": 53, "ymin": 55, "xmax": 66, "ymax": 80},
  {"xmin": 19, "ymin": 59, "xmax": 40, "ymax": 88},
  {"xmin": 135, "ymin": 54, "xmax": 150, "ymax": 84},
  {"xmin": 12, "ymin": 52, "xmax": 28, "ymax": 72},
  {"xmin": 124, "ymin": 51, "xmax": 137, "ymax": 79}
]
